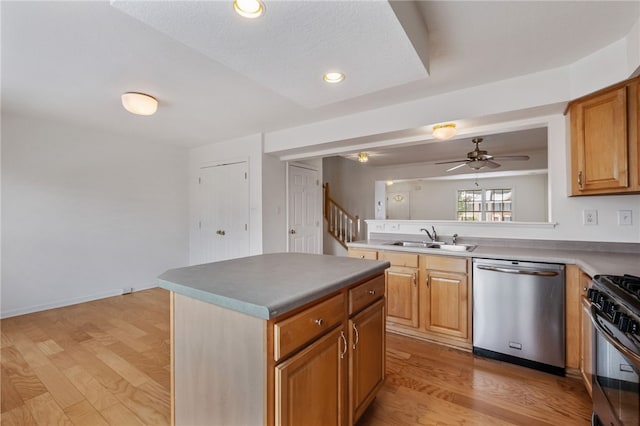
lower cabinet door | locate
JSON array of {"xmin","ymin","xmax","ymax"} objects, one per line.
[
  {"xmin": 275, "ymin": 326, "xmax": 346, "ymax": 426},
  {"xmin": 425, "ymin": 271, "xmax": 468, "ymax": 339},
  {"xmin": 385, "ymin": 267, "xmax": 419, "ymax": 327},
  {"xmin": 349, "ymin": 299, "xmax": 385, "ymax": 425}
]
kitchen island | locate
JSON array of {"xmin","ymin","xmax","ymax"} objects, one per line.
[{"xmin": 158, "ymin": 253, "xmax": 390, "ymax": 426}]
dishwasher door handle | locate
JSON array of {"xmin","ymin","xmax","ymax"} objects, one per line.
[{"xmin": 476, "ymin": 264, "xmax": 559, "ymax": 277}]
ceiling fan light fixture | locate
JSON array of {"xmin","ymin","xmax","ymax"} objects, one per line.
[
  {"xmin": 233, "ymin": 0, "xmax": 264, "ymax": 19},
  {"xmin": 357, "ymin": 152, "xmax": 369, "ymax": 163},
  {"xmin": 121, "ymin": 92, "xmax": 158, "ymax": 116},
  {"xmin": 432, "ymin": 123, "xmax": 457, "ymax": 140},
  {"xmin": 323, "ymin": 72, "xmax": 345, "ymax": 83}
]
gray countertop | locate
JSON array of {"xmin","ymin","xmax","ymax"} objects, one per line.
[
  {"xmin": 348, "ymin": 239, "xmax": 640, "ymax": 278},
  {"xmin": 158, "ymin": 253, "xmax": 390, "ymax": 320}
]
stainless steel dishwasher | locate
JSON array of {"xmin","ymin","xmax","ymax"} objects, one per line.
[{"xmin": 473, "ymin": 258, "xmax": 565, "ymax": 376}]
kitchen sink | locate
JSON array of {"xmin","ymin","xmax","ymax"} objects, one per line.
[{"xmin": 388, "ymin": 241, "xmax": 476, "ymax": 252}]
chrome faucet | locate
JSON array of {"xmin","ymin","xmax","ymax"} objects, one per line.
[
  {"xmin": 452, "ymin": 233, "xmax": 458, "ymax": 245},
  {"xmin": 420, "ymin": 226, "xmax": 438, "ymax": 242}
]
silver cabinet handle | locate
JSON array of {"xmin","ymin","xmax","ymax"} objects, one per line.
[
  {"xmin": 413, "ymin": 273, "xmax": 417, "ymax": 286},
  {"xmin": 476, "ymin": 264, "xmax": 559, "ymax": 277},
  {"xmin": 352, "ymin": 323, "xmax": 359, "ymax": 350},
  {"xmin": 314, "ymin": 318, "xmax": 324, "ymax": 326},
  {"xmin": 339, "ymin": 331, "xmax": 347, "ymax": 359},
  {"xmin": 578, "ymin": 171, "xmax": 584, "ymax": 189}
]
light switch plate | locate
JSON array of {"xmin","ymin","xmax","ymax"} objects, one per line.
[
  {"xmin": 617, "ymin": 210, "xmax": 632, "ymax": 225},
  {"xmin": 583, "ymin": 209, "xmax": 598, "ymax": 225}
]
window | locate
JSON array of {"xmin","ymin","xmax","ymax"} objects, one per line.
[{"xmin": 457, "ymin": 188, "xmax": 512, "ymax": 222}]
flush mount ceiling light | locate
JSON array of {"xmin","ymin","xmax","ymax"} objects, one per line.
[
  {"xmin": 323, "ymin": 72, "xmax": 345, "ymax": 83},
  {"xmin": 233, "ymin": 0, "xmax": 264, "ymax": 19},
  {"xmin": 432, "ymin": 123, "xmax": 457, "ymax": 140},
  {"xmin": 121, "ymin": 92, "xmax": 158, "ymax": 116},
  {"xmin": 357, "ymin": 152, "xmax": 369, "ymax": 163}
]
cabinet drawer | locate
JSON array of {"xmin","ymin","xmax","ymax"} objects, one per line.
[
  {"xmin": 348, "ymin": 248, "xmax": 378, "ymax": 260},
  {"xmin": 349, "ymin": 274, "xmax": 385, "ymax": 315},
  {"xmin": 274, "ymin": 293, "xmax": 344, "ymax": 362},
  {"xmin": 379, "ymin": 252, "xmax": 418, "ymax": 268},
  {"xmin": 423, "ymin": 255, "xmax": 468, "ymax": 274}
]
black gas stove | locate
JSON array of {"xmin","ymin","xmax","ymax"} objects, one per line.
[
  {"xmin": 587, "ymin": 274, "xmax": 640, "ymax": 426},
  {"xmin": 590, "ymin": 274, "xmax": 640, "ymax": 321}
]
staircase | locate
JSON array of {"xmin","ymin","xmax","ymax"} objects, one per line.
[{"xmin": 323, "ymin": 183, "xmax": 360, "ymax": 249}]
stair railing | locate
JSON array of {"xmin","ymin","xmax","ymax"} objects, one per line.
[{"xmin": 323, "ymin": 183, "xmax": 360, "ymax": 249}]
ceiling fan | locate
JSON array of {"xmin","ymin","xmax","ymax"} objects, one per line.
[{"xmin": 435, "ymin": 137, "xmax": 530, "ymax": 172}]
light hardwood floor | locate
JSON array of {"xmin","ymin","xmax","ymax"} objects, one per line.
[{"xmin": 1, "ymin": 288, "xmax": 592, "ymax": 425}]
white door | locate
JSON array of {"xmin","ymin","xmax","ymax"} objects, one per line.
[
  {"xmin": 197, "ymin": 162, "xmax": 249, "ymax": 263},
  {"xmin": 288, "ymin": 164, "xmax": 321, "ymax": 254}
]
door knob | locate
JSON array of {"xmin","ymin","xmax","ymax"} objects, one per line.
[
  {"xmin": 289, "ymin": 229, "xmax": 296, "ymax": 234},
  {"xmin": 216, "ymin": 230, "xmax": 226, "ymax": 235}
]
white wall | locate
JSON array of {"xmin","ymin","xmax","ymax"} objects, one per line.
[
  {"xmin": 262, "ymin": 152, "xmax": 286, "ymax": 253},
  {"xmin": 386, "ymin": 174, "xmax": 548, "ymax": 222},
  {"xmin": 188, "ymin": 134, "xmax": 263, "ymax": 264},
  {"xmin": 368, "ymin": 115, "xmax": 640, "ymax": 243},
  {"xmin": 1, "ymin": 112, "xmax": 189, "ymax": 318},
  {"xmin": 323, "ymin": 156, "xmax": 376, "ymax": 254}
]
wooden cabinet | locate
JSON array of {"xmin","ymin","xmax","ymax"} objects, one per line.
[
  {"xmin": 275, "ymin": 326, "xmax": 346, "ymax": 426},
  {"xmin": 568, "ymin": 76, "xmax": 640, "ymax": 195},
  {"xmin": 423, "ymin": 256, "xmax": 470, "ymax": 341},
  {"xmin": 379, "ymin": 252, "xmax": 419, "ymax": 328},
  {"xmin": 171, "ymin": 272, "xmax": 386, "ymax": 426},
  {"xmin": 380, "ymin": 251, "xmax": 472, "ymax": 350},
  {"xmin": 348, "ymin": 299, "xmax": 385, "ymax": 425},
  {"xmin": 347, "ymin": 248, "xmax": 378, "ymax": 260}
]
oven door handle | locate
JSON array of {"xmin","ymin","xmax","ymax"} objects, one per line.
[{"xmin": 590, "ymin": 305, "xmax": 640, "ymax": 367}]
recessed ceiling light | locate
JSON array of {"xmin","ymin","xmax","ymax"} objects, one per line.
[
  {"xmin": 357, "ymin": 153, "xmax": 369, "ymax": 163},
  {"xmin": 324, "ymin": 72, "xmax": 345, "ymax": 83},
  {"xmin": 233, "ymin": 0, "xmax": 264, "ymax": 19},
  {"xmin": 121, "ymin": 92, "xmax": 158, "ymax": 116}
]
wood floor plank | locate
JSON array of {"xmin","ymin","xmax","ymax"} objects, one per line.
[
  {"xmin": 111, "ymin": 379, "xmax": 170, "ymax": 425},
  {"xmin": 32, "ymin": 364, "xmax": 85, "ymax": 409},
  {"xmin": 99, "ymin": 402, "xmax": 145, "ymax": 426},
  {"xmin": 62, "ymin": 365, "xmax": 119, "ymax": 411},
  {"xmin": 63, "ymin": 399, "xmax": 110, "ymax": 426},
  {"xmin": 24, "ymin": 392, "xmax": 73, "ymax": 426},
  {"xmin": 65, "ymin": 347, "xmax": 126, "ymax": 391},
  {"xmin": 1, "ymin": 288, "xmax": 592, "ymax": 426},
  {"xmin": 0, "ymin": 404, "xmax": 38, "ymax": 426},
  {"xmin": 81, "ymin": 340, "xmax": 151, "ymax": 387},
  {"xmin": 35, "ymin": 339, "xmax": 64, "ymax": 356},
  {"xmin": 1, "ymin": 347, "xmax": 48, "ymax": 403},
  {"xmin": 1, "ymin": 368, "xmax": 26, "ymax": 414},
  {"xmin": 106, "ymin": 341, "xmax": 171, "ymax": 388}
]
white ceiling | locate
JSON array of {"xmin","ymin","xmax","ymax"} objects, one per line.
[{"xmin": 2, "ymin": 1, "xmax": 639, "ymax": 150}]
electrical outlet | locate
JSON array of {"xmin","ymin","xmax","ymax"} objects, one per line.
[
  {"xmin": 618, "ymin": 210, "xmax": 632, "ymax": 225},
  {"xmin": 583, "ymin": 209, "xmax": 598, "ymax": 225}
]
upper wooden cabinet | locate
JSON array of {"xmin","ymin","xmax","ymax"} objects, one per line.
[{"xmin": 567, "ymin": 76, "xmax": 640, "ymax": 195}]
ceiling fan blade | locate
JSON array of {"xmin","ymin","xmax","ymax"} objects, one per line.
[
  {"xmin": 485, "ymin": 160, "xmax": 501, "ymax": 169},
  {"xmin": 446, "ymin": 163, "xmax": 468, "ymax": 172},
  {"xmin": 491, "ymin": 155, "xmax": 530, "ymax": 161},
  {"xmin": 435, "ymin": 159, "xmax": 469, "ymax": 165}
]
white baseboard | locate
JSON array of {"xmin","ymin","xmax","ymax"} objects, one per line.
[{"xmin": 0, "ymin": 284, "xmax": 159, "ymax": 319}]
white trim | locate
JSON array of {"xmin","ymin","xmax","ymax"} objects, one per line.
[
  {"xmin": 0, "ymin": 284, "xmax": 158, "ymax": 319},
  {"xmin": 366, "ymin": 219, "xmax": 558, "ymax": 230}
]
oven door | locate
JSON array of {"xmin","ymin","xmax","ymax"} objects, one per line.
[{"xmin": 590, "ymin": 306, "xmax": 640, "ymax": 426}]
